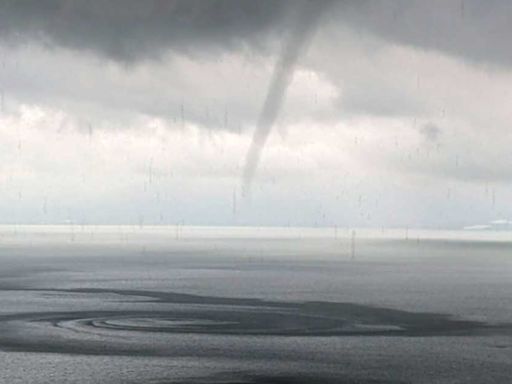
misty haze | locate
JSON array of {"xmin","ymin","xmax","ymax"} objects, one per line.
[{"xmin": 0, "ymin": 1, "xmax": 512, "ymax": 383}]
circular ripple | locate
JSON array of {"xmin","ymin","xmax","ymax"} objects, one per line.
[
  {"xmin": 50, "ymin": 309, "xmax": 363, "ymax": 336},
  {"xmin": 0, "ymin": 289, "xmax": 506, "ymax": 356}
]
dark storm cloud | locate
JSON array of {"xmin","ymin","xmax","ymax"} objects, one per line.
[
  {"xmin": 331, "ymin": 0, "xmax": 512, "ymax": 68},
  {"xmin": 1, "ymin": 0, "xmax": 512, "ymax": 67},
  {"xmin": 0, "ymin": 0, "xmax": 297, "ymax": 61}
]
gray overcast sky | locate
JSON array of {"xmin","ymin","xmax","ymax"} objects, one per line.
[{"xmin": 0, "ymin": 0, "xmax": 511, "ymax": 228}]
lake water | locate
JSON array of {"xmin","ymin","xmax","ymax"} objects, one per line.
[{"xmin": 0, "ymin": 225, "xmax": 511, "ymax": 383}]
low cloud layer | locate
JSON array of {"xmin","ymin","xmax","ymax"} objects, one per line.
[
  {"xmin": 3, "ymin": 1, "xmax": 512, "ymax": 66},
  {"xmin": 0, "ymin": 0, "xmax": 294, "ymax": 60}
]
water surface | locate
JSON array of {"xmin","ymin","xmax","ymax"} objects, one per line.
[{"xmin": 1, "ymin": 225, "xmax": 511, "ymax": 383}]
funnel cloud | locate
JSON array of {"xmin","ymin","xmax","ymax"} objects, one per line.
[{"xmin": 242, "ymin": 0, "xmax": 329, "ymax": 195}]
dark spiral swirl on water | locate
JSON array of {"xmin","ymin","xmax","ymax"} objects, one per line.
[{"xmin": 0, "ymin": 288, "xmax": 509, "ymax": 356}]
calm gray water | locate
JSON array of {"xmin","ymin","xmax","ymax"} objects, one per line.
[{"xmin": 1, "ymin": 226, "xmax": 511, "ymax": 383}]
